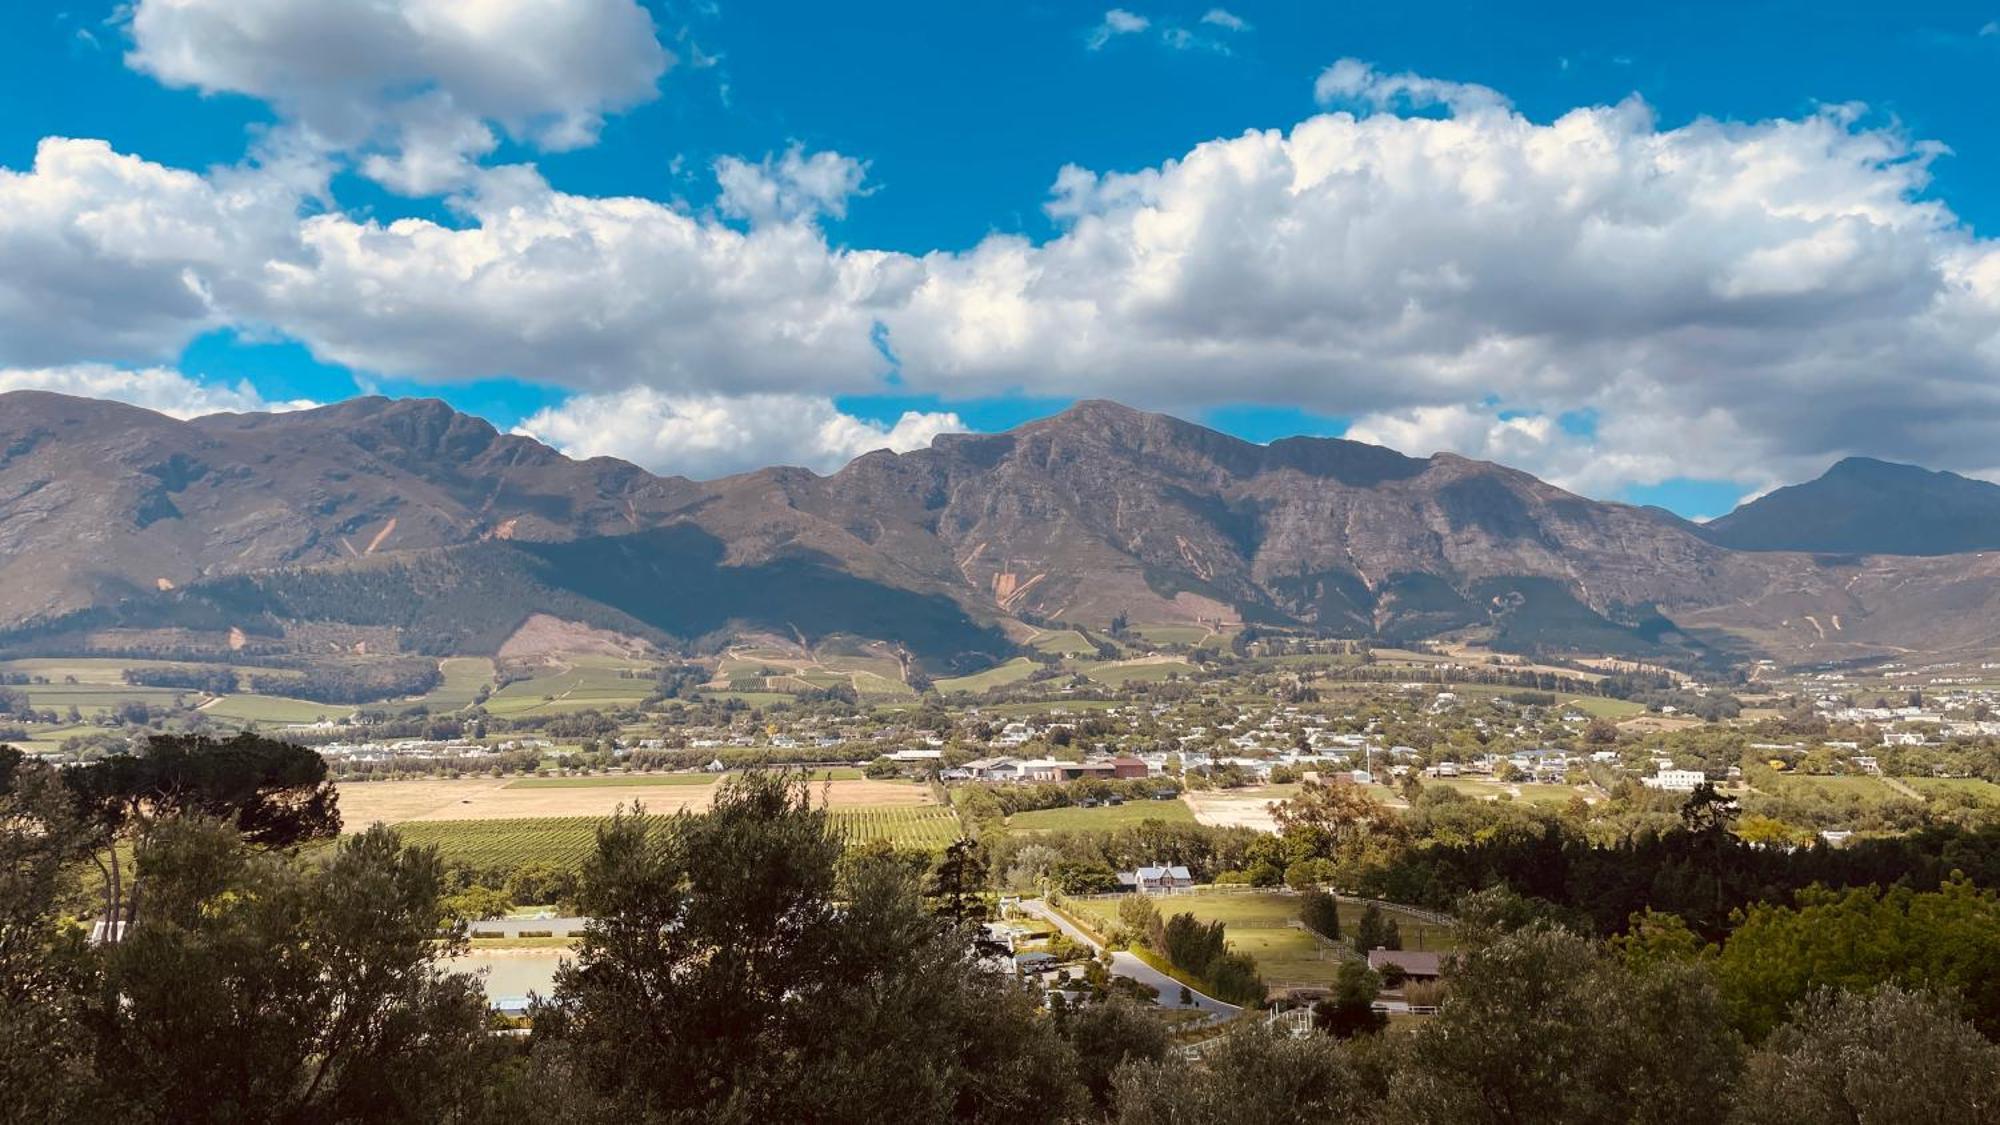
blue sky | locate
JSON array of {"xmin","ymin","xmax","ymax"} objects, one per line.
[{"xmin": 4, "ymin": 1, "xmax": 2000, "ymax": 517}]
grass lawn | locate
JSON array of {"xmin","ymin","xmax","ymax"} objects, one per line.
[
  {"xmin": 1067, "ymin": 890, "xmax": 1454, "ymax": 988},
  {"xmin": 935, "ymin": 658, "xmax": 1042, "ymax": 694},
  {"xmin": 1006, "ymin": 799, "xmax": 1195, "ymax": 833},
  {"xmin": 506, "ymin": 773, "xmax": 716, "ymax": 789}
]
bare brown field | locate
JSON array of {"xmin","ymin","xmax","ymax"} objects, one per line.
[
  {"xmin": 1182, "ymin": 789, "xmax": 1283, "ymax": 833},
  {"xmin": 337, "ymin": 776, "xmax": 935, "ymax": 828}
]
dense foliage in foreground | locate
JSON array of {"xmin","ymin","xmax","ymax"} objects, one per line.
[{"xmin": 5, "ymin": 740, "xmax": 2000, "ymax": 1123}]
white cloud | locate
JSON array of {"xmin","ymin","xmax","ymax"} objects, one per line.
[
  {"xmin": 715, "ymin": 146, "xmax": 871, "ymax": 226},
  {"xmin": 123, "ymin": 0, "xmax": 670, "ymax": 193},
  {"xmin": 514, "ymin": 389, "xmax": 964, "ymax": 478},
  {"xmin": 249, "ymin": 162, "xmax": 916, "ymax": 396},
  {"xmin": 9, "ymin": 58, "xmax": 2000, "ymax": 498},
  {"xmin": 1087, "ymin": 9, "xmax": 1150, "ymax": 49},
  {"xmin": 0, "ymin": 136, "xmax": 307, "ymax": 367},
  {"xmin": 0, "ymin": 364, "xmax": 315, "ymax": 418},
  {"xmin": 1200, "ymin": 9, "xmax": 1249, "ymax": 31},
  {"xmin": 1314, "ymin": 57, "xmax": 1509, "ymax": 114}
]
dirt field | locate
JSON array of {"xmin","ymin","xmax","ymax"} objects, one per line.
[
  {"xmin": 338, "ymin": 777, "xmax": 935, "ymax": 828},
  {"xmin": 1182, "ymin": 790, "xmax": 1284, "ymax": 833}
]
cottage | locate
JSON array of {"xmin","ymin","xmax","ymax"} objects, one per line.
[{"xmin": 1116, "ymin": 864, "xmax": 1194, "ymax": 894}]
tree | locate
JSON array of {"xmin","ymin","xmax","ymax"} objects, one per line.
[
  {"xmin": 1715, "ymin": 877, "xmax": 2000, "ymax": 1040},
  {"xmin": 1313, "ymin": 960, "xmax": 1386, "ymax": 1039},
  {"xmin": 1678, "ymin": 782, "xmax": 1738, "ymax": 836},
  {"xmin": 1389, "ymin": 924, "xmax": 1742, "ymax": 1125},
  {"xmin": 1730, "ymin": 986, "xmax": 2000, "ymax": 1125},
  {"xmin": 61, "ymin": 733, "xmax": 340, "ymax": 936},
  {"xmin": 1060, "ymin": 996, "xmax": 1169, "ymax": 1111},
  {"xmin": 537, "ymin": 772, "xmax": 1081, "ymax": 1123},
  {"xmin": 926, "ymin": 837, "xmax": 991, "ymax": 926},
  {"xmin": 1352, "ymin": 903, "xmax": 1401, "ymax": 955},
  {"xmin": 1300, "ymin": 889, "xmax": 1342, "ymax": 941},
  {"xmin": 90, "ymin": 819, "xmax": 496, "ymax": 1123},
  {"xmin": 1112, "ymin": 1025, "xmax": 1373, "ymax": 1123},
  {"xmin": 0, "ymin": 749, "xmax": 98, "ymax": 1119}
]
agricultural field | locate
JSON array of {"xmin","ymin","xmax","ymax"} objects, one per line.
[
  {"xmin": 1077, "ymin": 659, "xmax": 1196, "ymax": 686},
  {"xmin": 506, "ymin": 773, "xmax": 717, "ymax": 789},
  {"xmin": 200, "ymin": 693, "xmax": 355, "ymax": 724},
  {"xmin": 934, "ymin": 657, "xmax": 1042, "ymax": 694},
  {"xmin": 1005, "ymin": 799, "xmax": 1195, "ymax": 833},
  {"xmin": 1767, "ymin": 774, "xmax": 1908, "ymax": 804},
  {"xmin": 1126, "ymin": 624, "xmax": 1213, "ymax": 646},
  {"xmin": 1423, "ymin": 778, "xmax": 1595, "ymax": 805},
  {"xmin": 1027, "ymin": 630, "xmax": 1101, "ymax": 656},
  {"xmin": 392, "ymin": 803, "xmax": 964, "ymax": 869},
  {"xmin": 1065, "ymin": 890, "xmax": 1453, "ymax": 988},
  {"xmin": 1905, "ymin": 777, "xmax": 2000, "ymax": 802},
  {"xmin": 484, "ymin": 656, "xmax": 655, "ymax": 717},
  {"xmin": 408, "ymin": 657, "xmax": 496, "ymax": 710}
]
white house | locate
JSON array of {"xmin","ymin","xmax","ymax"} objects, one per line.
[{"xmin": 1642, "ymin": 769, "xmax": 1707, "ymax": 792}]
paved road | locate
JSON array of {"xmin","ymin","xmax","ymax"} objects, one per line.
[{"xmin": 1019, "ymin": 899, "xmax": 1241, "ymax": 1020}]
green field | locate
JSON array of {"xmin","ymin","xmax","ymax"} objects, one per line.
[
  {"xmin": 1067, "ymin": 890, "xmax": 1453, "ymax": 988},
  {"xmin": 506, "ymin": 774, "xmax": 717, "ymax": 789},
  {"xmin": 1006, "ymin": 799, "xmax": 1194, "ymax": 833},
  {"xmin": 935, "ymin": 658, "xmax": 1041, "ymax": 694},
  {"xmin": 1425, "ymin": 778, "xmax": 1590, "ymax": 804},
  {"xmin": 695, "ymin": 692, "xmax": 796, "ymax": 707},
  {"xmin": 849, "ymin": 671, "xmax": 915, "ymax": 697},
  {"xmin": 393, "ymin": 804, "xmax": 963, "ymax": 868},
  {"xmin": 1028, "ymin": 630, "xmax": 1100, "ymax": 655},
  {"xmin": 1126, "ymin": 624, "xmax": 1213, "ymax": 646},
  {"xmin": 1771, "ymin": 775, "xmax": 1906, "ymax": 803},
  {"xmin": 1077, "ymin": 659, "xmax": 1195, "ymax": 686},
  {"xmin": 409, "ymin": 657, "xmax": 496, "ymax": 710},
  {"xmin": 484, "ymin": 657, "xmax": 654, "ymax": 716},
  {"xmin": 1904, "ymin": 777, "xmax": 2000, "ymax": 802},
  {"xmin": 200, "ymin": 694, "xmax": 355, "ymax": 724}
]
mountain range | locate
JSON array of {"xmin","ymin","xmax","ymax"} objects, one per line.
[{"xmin": 6, "ymin": 390, "xmax": 2000, "ymax": 671}]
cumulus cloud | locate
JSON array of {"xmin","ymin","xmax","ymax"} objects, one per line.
[
  {"xmin": 249, "ymin": 162, "xmax": 915, "ymax": 395},
  {"xmin": 514, "ymin": 389, "xmax": 964, "ymax": 478},
  {"xmin": 9, "ymin": 56, "xmax": 2000, "ymax": 498},
  {"xmin": 715, "ymin": 146, "xmax": 871, "ymax": 226},
  {"xmin": 1086, "ymin": 9, "xmax": 1150, "ymax": 49},
  {"xmin": 0, "ymin": 136, "xmax": 307, "ymax": 366},
  {"xmin": 0, "ymin": 364, "xmax": 316, "ymax": 418},
  {"xmin": 1200, "ymin": 9, "xmax": 1249, "ymax": 31},
  {"xmin": 123, "ymin": 0, "xmax": 670, "ymax": 192}
]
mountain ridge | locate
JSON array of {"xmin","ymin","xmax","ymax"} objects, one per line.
[{"xmin": 10, "ymin": 390, "xmax": 2000, "ymax": 668}]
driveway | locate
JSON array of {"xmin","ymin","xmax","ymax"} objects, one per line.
[{"xmin": 1018, "ymin": 899, "xmax": 1241, "ymax": 1020}]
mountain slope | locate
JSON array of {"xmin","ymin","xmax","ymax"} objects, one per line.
[
  {"xmin": 1703, "ymin": 457, "xmax": 2000, "ymax": 556},
  {"xmin": 9, "ymin": 390, "xmax": 2000, "ymax": 667},
  {"xmin": 0, "ymin": 391, "xmax": 710, "ymax": 622}
]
